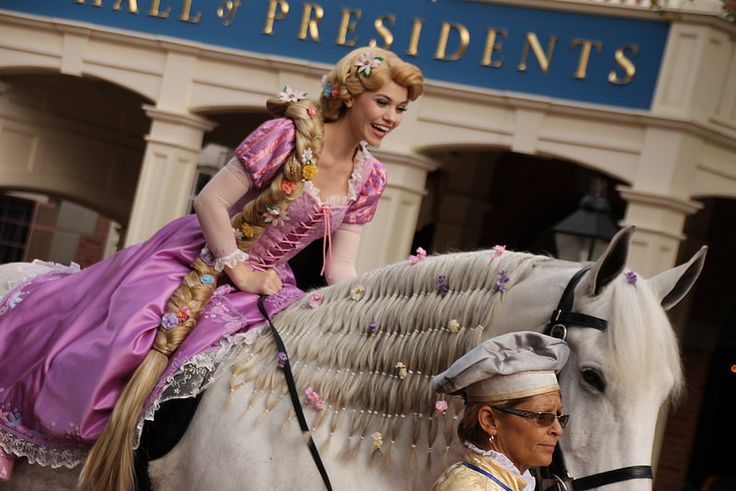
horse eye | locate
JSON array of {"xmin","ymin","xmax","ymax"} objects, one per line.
[{"xmin": 581, "ymin": 367, "xmax": 607, "ymax": 393}]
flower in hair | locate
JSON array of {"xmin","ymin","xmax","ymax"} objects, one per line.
[
  {"xmin": 368, "ymin": 320, "xmax": 378, "ymax": 334},
  {"xmin": 447, "ymin": 319, "xmax": 460, "ymax": 334},
  {"xmin": 199, "ymin": 246, "xmax": 216, "ymax": 267},
  {"xmin": 263, "ymin": 205, "xmax": 288, "ymax": 226},
  {"xmin": 281, "ymin": 179, "xmax": 297, "ymax": 195},
  {"xmin": 496, "ymin": 270, "xmax": 511, "ymax": 293},
  {"xmin": 302, "ymin": 148, "xmax": 316, "ymax": 165},
  {"xmin": 278, "ymin": 86, "xmax": 307, "ymax": 103},
  {"xmin": 408, "ymin": 246, "xmax": 427, "ymax": 265},
  {"xmin": 395, "ymin": 362, "xmax": 408, "ymax": 380},
  {"xmin": 308, "ymin": 293, "xmax": 324, "ymax": 309},
  {"xmin": 239, "ymin": 223, "xmax": 255, "ymax": 240},
  {"xmin": 371, "ymin": 432, "xmax": 384, "ymax": 451},
  {"xmin": 625, "ymin": 271, "xmax": 637, "ymax": 285},
  {"xmin": 436, "ymin": 275, "xmax": 449, "ymax": 298},
  {"xmin": 321, "ymin": 76, "xmax": 340, "ymax": 99},
  {"xmin": 200, "ymin": 274, "xmax": 215, "ymax": 285},
  {"xmin": 355, "ymin": 52, "xmax": 384, "ymax": 77},
  {"xmin": 490, "ymin": 245, "xmax": 506, "ymax": 261},
  {"xmin": 434, "ymin": 400, "xmax": 448, "ymax": 416},
  {"xmin": 307, "ymin": 107, "xmax": 316, "ymax": 119},
  {"xmin": 277, "ymin": 351, "xmax": 288, "ymax": 368},
  {"xmin": 302, "ymin": 164, "xmax": 318, "ymax": 181},
  {"xmin": 176, "ymin": 307, "xmax": 191, "ymax": 322},
  {"xmin": 351, "ymin": 284, "xmax": 366, "ymax": 301},
  {"xmin": 161, "ymin": 312, "xmax": 179, "ymax": 330}
]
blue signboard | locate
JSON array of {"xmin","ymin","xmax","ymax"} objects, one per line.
[{"xmin": 0, "ymin": 0, "xmax": 670, "ymax": 109}]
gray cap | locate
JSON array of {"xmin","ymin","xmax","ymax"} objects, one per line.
[{"xmin": 432, "ymin": 331, "xmax": 570, "ymax": 403}]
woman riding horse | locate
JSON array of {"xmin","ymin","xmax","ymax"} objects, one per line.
[{"xmin": 0, "ymin": 47, "xmax": 424, "ymax": 491}]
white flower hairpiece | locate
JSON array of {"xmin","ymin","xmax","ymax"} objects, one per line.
[
  {"xmin": 355, "ymin": 52, "xmax": 384, "ymax": 77},
  {"xmin": 278, "ymin": 86, "xmax": 307, "ymax": 103}
]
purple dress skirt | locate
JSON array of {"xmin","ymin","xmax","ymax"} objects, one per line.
[{"xmin": 0, "ymin": 117, "xmax": 387, "ymax": 468}]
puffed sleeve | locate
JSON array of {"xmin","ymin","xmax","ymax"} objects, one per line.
[
  {"xmin": 234, "ymin": 117, "xmax": 296, "ymax": 189},
  {"xmin": 343, "ymin": 158, "xmax": 388, "ymax": 225}
]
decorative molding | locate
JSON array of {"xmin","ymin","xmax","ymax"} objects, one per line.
[{"xmin": 617, "ymin": 186, "xmax": 704, "ymax": 215}]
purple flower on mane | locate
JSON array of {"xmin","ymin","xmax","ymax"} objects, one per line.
[
  {"xmin": 368, "ymin": 320, "xmax": 378, "ymax": 335},
  {"xmin": 436, "ymin": 275, "xmax": 449, "ymax": 298},
  {"xmin": 496, "ymin": 270, "xmax": 511, "ymax": 293},
  {"xmin": 277, "ymin": 351, "xmax": 288, "ymax": 368},
  {"xmin": 625, "ymin": 271, "xmax": 637, "ymax": 285}
]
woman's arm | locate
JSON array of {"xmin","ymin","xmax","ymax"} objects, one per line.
[
  {"xmin": 327, "ymin": 223, "xmax": 364, "ymax": 285},
  {"xmin": 193, "ymin": 158, "xmax": 282, "ymax": 294}
]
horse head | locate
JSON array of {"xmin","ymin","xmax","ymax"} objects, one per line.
[{"xmin": 542, "ymin": 227, "xmax": 706, "ymax": 491}]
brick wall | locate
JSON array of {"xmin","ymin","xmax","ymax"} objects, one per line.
[
  {"xmin": 654, "ymin": 348, "xmax": 712, "ymax": 491},
  {"xmin": 74, "ymin": 216, "xmax": 111, "ymax": 267}
]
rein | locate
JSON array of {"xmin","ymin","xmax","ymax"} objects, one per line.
[
  {"xmin": 257, "ymin": 297, "xmax": 333, "ymax": 491},
  {"xmin": 541, "ymin": 267, "xmax": 653, "ymax": 491}
]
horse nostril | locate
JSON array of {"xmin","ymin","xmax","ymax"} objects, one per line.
[{"xmin": 581, "ymin": 367, "xmax": 607, "ymax": 393}]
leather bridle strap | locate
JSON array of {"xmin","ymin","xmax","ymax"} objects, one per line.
[
  {"xmin": 545, "ymin": 267, "xmax": 608, "ymax": 339},
  {"xmin": 257, "ymin": 297, "xmax": 333, "ymax": 491},
  {"xmin": 571, "ymin": 465, "xmax": 653, "ymax": 490}
]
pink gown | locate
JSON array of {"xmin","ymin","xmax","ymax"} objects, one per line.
[{"xmin": 0, "ymin": 117, "xmax": 387, "ymax": 468}]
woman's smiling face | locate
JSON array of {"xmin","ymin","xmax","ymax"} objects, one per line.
[{"xmin": 344, "ymin": 80, "xmax": 409, "ymax": 147}]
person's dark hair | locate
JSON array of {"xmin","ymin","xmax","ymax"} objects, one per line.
[{"xmin": 457, "ymin": 396, "xmax": 535, "ymax": 449}]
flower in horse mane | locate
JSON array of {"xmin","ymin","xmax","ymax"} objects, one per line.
[
  {"xmin": 281, "ymin": 179, "xmax": 297, "ymax": 195},
  {"xmin": 199, "ymin": 246, "xmax": 216, "ymax": 267},
  {"xmin": 304, "ymin": 386, "xmax": 325, "ymax": 411},
  {"xmin": 447, "ymin": 319, "xmax": 460, "ymax": 333},
  {"xmin": 302, "ymin": 163, "xmax": 318, "ymax": 181},
  {"xmin": 355, "ymin": 52, "xmax": 384, "ymax": 77},
  {"xmin": 434, "ymin": 400, "xmax": 449, "ymax": 416},
  {"xmin": 625, "ymin": 271, "xmax": 637, "ymax": 285},
  {"xmin": 371, "ymin": 432, "xmax": 384, "ymax": 451},
  {"xmin": 368, "ymin": 320, "xmax": 378, "ymax": 334},
  {"xmin": 490, "ymin": 244, "xmax": 506, "ymax": 261},
  {"xmin": 351, "ymin": 284, "xmax": 366, "ymax": 301},
  {"xmin": 277, "ymin": 351, "xmax": 288, "ymax": 368},
  {"xmin": 395, "ymin": 362, "xmax": 408, "ymax": 380},
  {"xmin": 161, "ymin": 312, "xmax": 179, "ymax": 330},
  {"xmin": 408, "ymin": 246, "xmax": 427, "ymax": 265},
  {"xmin": 308, "ymin": 293, "xmax": 324, "ymax": 308},
  {"xmin": 496, "ymin": 270, "xmax": 511, "ymax": 293},
  {"xmin": 278, "ymin": 86, "xmax": 307, "ymax": 103},
  {"xmin": 436, "ymin": 275, "xmax": 449, "ymax": 298},
  {"xmin": 176, "ymin": 307, "xmax": 191, "ymax": 322}
]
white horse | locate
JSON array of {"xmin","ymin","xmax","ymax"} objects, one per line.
[{"xmin": 4, "ymin": 226, "xmax": 705, "ymax": 491}]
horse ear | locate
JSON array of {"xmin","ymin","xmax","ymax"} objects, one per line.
[
  {"xmin": 588, "ymin": 226, "xmax": 635, "ymax": 296},
  {"xmin": 648, "ymin": 246, "xmax": 707, "ymax": 310}
]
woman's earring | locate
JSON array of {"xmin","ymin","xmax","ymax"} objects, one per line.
[{"xmin": 489, "ymin": 435, "xmax": 495, "ymax": 444}]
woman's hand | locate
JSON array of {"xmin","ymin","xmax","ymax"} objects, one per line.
[{"xmin": 225, "ymin": 263, "xmax": 282, "ymax": 295}]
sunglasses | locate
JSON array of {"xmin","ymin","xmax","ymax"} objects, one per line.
[{"xmin": 494, "ymin": 407, "xmax": 570, "ymax": 429}]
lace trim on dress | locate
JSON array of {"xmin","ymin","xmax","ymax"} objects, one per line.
[
  {"xmin": 0, "ymin": 261, "xmax": 82, "ymax": 318},
  {"xmin": 464, "ymin": 441, "xmax": 537, "ymax": 491},
  {"xmin": 214, "ymin": 249, "xmax": 249, "ymax": 272},
  {"xmin": 302, "ymin": 142, "xmax": 368, "ymax": 207}
]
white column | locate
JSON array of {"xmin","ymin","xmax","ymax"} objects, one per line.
[
  {"xmin": 124, "ymin": 106, "xmax": 216, "ymax": 246},
  {"xmin": 618, "ymin": 187, "xmax": 702, "ymax": 277},
  {"xmin": 355, "ymin": 149, "xmax": 439, "ymax": 273}
]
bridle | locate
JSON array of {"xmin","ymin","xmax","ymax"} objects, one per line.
[{"xmin": 540, "ymin": 268, "xmax": 654, "ymax": 491}]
